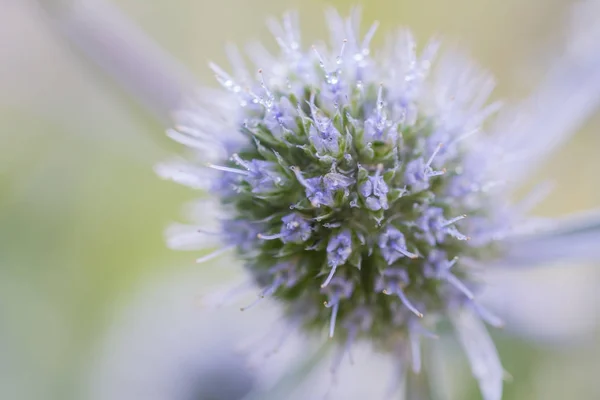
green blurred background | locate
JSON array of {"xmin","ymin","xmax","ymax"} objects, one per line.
[{"xmin": 1, "ymin": 0, "xmax": 599, "ymax": 399}]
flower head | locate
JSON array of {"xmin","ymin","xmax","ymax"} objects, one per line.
[{"xmin": 158, "ymin": 7, "xmax": 600, "ymax": 400}]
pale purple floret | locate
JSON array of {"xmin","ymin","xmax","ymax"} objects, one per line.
[
  {"xmin": 378, "ymin": 226, "xmax": 417, "ymax": 264},
  {"xmin": 417, "ymin": 207, "xmax": 468, "ymax": 246},
  {"xmin": 253, "ymin": 263, "xmax": 302, "ymax": 297},
  {"xmin": 364, "ymin": 118, "xmax": 386, "ymax": 141},
  {"xmin": 423, "ymin": 249, "xmax": 449, "ymax": 278},
  {"xmin": 258, "ymin": 213, "xmax": 311, "ymax": 243},
  {"xmin": 280, "ymin": 213, "xmax": 311, "ymax": 243},
  {"xmin": 268, "ymin": 262, "xmax": 301, "ymax": 289},
  {"xmin": 321, "ymin": 276, "xmax": 354, "ymax": 306},
  {"xmin": 304, "ymin": 176, "xmax": 335, "ymax": 207},
  {"xmin": 359, "ymin": 171, "xmax": 389, "ymax": 211},
  {"xmin": 247, "ymin": 160, "xmax": 279, "ymax": 187},
  {"xmin": 241, "ymin": 262, "xmax": 301, "ymax": 310},
  {"xmin": 404, "ymin": 158, "xmax": 428, "ymax": 191},
  {"xmin": 232, "ymin": 155, "xmax": 284, "ymax": 193},
  {"xmin": 363, "ymin": 85, "xmax": 392, "ymax": 142},
  {"xmin": 321, "ymin": 276, "xmax": 355, "ymax": 337},
  {"xmin": 323, "ymin": 172, "xmax": 355, "ymax": 192},
  {"xmin": 403, "ymin": 141, "xmax": 445, "ymax": 192},
  {"xmin": 327, "ymin": 230, "xmax": 353, "ymax": 267},
  {"xmin": 311, "ymin": 39, "xmax": 348, "ymax": 99},
  {"xmin": 292, "ymin": 168, "xmax": 354, "ymax": 208},
  {"xmin": 211, "ymin": 170, "xmax": 242, "ymax": 196},
  {"xmin": 404, "ymin": 157, "xmax": 444, "ymax": 192},
  {"xmin": 322, "ymin": 229, "xmax": 353, "ymax": 287},
  {"xmin": 221, "ymin": 220, "xmax": 262, "ymax": 253},
  {"xmin": 375, "ymin": 269, "xmax": 423, "ymax": 318},
  {"xmin": 425, "ymin": 250, "xmax": 474, "ymax": 299},
  {"xmin": 424, "ymin": 132, "xmax": 451, "ymax": 164},
  {"xmin": 309, "ymin": 117, "xmax": 342, "ymax": 155},
  {"xmin": 256, "ymin": 74, "xmax": 297, "ymax": 135},
  {"xmin": 264, "ymin": 97, "xmax": 297, "ymax": 135}
]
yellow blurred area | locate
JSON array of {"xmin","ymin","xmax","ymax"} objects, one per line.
[{"xmin": 1, "ymin": 0, "xmax": 599, "ymax": 399}]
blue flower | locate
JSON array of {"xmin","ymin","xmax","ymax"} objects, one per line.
[
  {"xmin": 308, "ymin": 103, "xmax": 342, "ymax": 156},
  {"xmin": 258, "ymin": 213, "xmax": 312, "ymax": 244},
  {"xmin": 378, "ymin": 225, "xmax": 417, "ymax": 264},
  {"xmin": 158, "ymin": 5, "xmax": 600, "ymax": 400},
  {"xmin": 403, "ymin": 156, "xmax": 444, "ymax": 192},
  {"xmin": 231, "ymin": 155, "xmax": 286, "ymax": 194},
  {"xmin": 327, "ymin": 230, "xmax": 353, "ymax": 268},
  {"xmin": 359, "ymin": 165, "xmax": 390, "ymax": 211}
]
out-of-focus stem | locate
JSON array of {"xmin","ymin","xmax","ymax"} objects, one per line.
[{"xmin": 38, "ymin": 0, "xmax": 198, "ymax": 125}]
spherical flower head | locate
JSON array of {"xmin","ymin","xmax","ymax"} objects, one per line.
[{"xmin": 160, "ymin": 9, "xmax": 528, "ymax": 399}]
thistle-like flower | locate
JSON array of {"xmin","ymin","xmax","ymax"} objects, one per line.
[{"xmin": 157, "ymin": 6, "xmax": 600, "ymax": 400}]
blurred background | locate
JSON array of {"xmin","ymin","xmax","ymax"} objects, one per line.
[{"xmin": 1, "ymin": 0, "xmax": 599, "ymax": 399}]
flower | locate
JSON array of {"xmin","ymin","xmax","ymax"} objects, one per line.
[{"xmin": 158, "ymin": 5, "xmax": 600, "ymax": 400}]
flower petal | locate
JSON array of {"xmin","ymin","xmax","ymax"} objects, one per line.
[
  {"xmin": 503, "ymin": 209, "xmax": 600, "ymax": 265},
  {"xmin": 480, "ymin": 265, "xmax": 600, "ymax": 342},
  {"xmin": 165, "ymin": 223, "xmax": 221, "ymax": 250},
  {"xmin": 532, "ymin": 208, "xmax": 600, "ymax": 238},
  {"xmin": 491, "ymin": 0, "xmax": 600, "ymax": 186},
  {"xmin": 451, "ymin": 308, "xmax": 503, "ymax": 400},
  {"xmin": 154, "ymin": 160, "xmax": 213, "ymax": 190}
]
